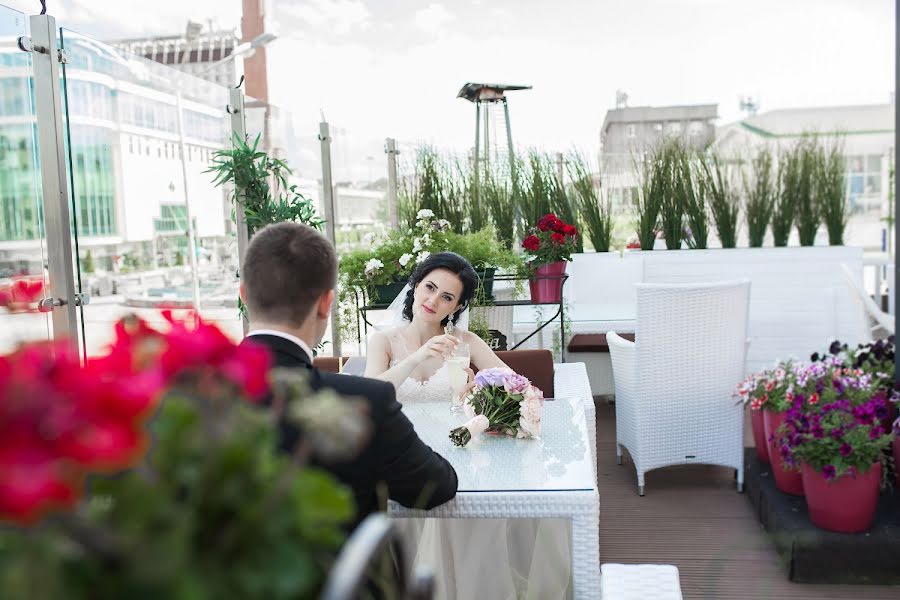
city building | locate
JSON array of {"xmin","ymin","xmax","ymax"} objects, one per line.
[{"xmin": 0, "ymin": 32, "xmax": 233, "ymax": 274}]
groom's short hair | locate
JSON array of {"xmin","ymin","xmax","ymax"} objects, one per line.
[{"xmin": 242, "ymin": 222, "xmax": 337, "ymax": 327}]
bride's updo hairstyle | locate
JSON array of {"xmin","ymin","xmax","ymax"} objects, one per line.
[{"xmin": 402, "ymin": 252, "xmax": 477, "ymax": 326}]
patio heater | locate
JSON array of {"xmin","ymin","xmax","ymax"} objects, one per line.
[{"xmin": 457, "ymin": 82, "xmax": 531, "ymax": 199}]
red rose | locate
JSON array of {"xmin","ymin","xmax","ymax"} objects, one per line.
[
  {"xmin": 522, "ymin": 235, "xmax": 540, "ymax": 252},
  {"xmin": 551, "ymin": 232, "xmax": 565, "ymax": 245},
  {"xmin": 537, "ymin": 214, "xmax": 559, "ymax": 232},
  {"xmin": 563, "ymin": 224, "xmax": 577, "ymax": 237}
]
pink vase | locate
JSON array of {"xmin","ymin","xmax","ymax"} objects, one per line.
[
  {"xmin": 763, "ymin": 410, "xmax": 804, "ymax": 496},
  {"xmin": 801, "ymin": 462, "xmax": 881, "ymax": 533},
  {"xmin": 750, "ymin": 409, "xmax": 769, "ymax": 463},
  {"xmin": 893, "ymin": 437, "xmax": 900, "ymax": 488},
  {"xmin": 529, "ymin": 261, "xmax": 567, "ymax": 304}
]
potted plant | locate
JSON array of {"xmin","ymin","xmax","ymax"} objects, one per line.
[
  {"xmin": 521, "ymin": 213, "xmax": 577, "ymax": 303},
  {"xmin": 0, "ymin": 315, "xmax": 366, "ymax": 598},
  {"xmin": 734, "ymin": 364, "xmax": 792, "ymax": 464},
  {"xmin": 777, "ymin": 359, "xmax": 893, "ymax": 533},
  {"xmin": 753, "ymin": 360, "xmax": 804, "ymax": 495}
]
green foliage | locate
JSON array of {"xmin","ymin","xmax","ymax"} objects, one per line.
[
  {"xmin": 207, "ymin": 134, "xmax": 324, "ymax": 236},
  {"xmin": 480, "ymin": 168, "xmax": 516, "ymax": 250},
  {"xmin": 817, "ymin": 140, "xmax": 848, "ymax": 245},
  {"xmin": 567, "ymin": 152, "xmax": 612, "ymax": 252},
  {"xmin": 519, "ymin": 151, "xmax": 557, "ymax": 232},
  {"xmin": 743, "ymin": 149, "xmax": 776, "ymax": 248},
  {"xmin": 0, "ymin": 394, "xmax": 353, "ymax": 599},
  {"xmin": 174, "ymin": 250, "xmax": 184, "ymax": 266},
  {"xmin": 702, "ymin": 152, "xmax": 741, "ymax": 248}
]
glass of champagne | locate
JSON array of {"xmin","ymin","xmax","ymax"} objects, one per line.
[{"xmin": 446, "ymin": 342, "xmax": 470, "ymax": 412}]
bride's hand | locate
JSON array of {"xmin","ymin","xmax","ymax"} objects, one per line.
[{"xmin": 413, "ymin": 334, "xmax": 459, "ymax": 363}]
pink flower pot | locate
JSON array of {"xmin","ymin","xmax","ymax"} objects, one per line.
[
  {"xmin": 801, "ymin": 462, "xmax": 881, "ymax": 533},
  {"xmin": 529, "ymin": 261, "xmax": 567, "ymax": 304},
  {"xmin": 893, "ymin": 437, "xmax": 900, "ymax": 488},
  {"xmin": 763, "ymin": 410, "xmax": 804, "ymax": 496},
  {"xmin": 750, "ymin": 408, "xmax": 769, "ymax": 463}
]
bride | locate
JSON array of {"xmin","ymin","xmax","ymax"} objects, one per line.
[{"xmin": 365, "ymin": 252, "xmax": 571, "ymax": 600}]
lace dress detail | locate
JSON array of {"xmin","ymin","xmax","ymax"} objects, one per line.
[{"xmin": 386, "ymin": 328, "xmax": 454, "ymax": 403}]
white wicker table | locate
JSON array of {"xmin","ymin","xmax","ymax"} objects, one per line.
[{"xmin": 389, "ymin": 364, "xmax": 600, "ymax": 599}]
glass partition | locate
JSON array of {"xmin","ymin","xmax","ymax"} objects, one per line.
[
  {"xmin": 0, "ymin": 5, "xmax": 51, "ymax": 352},
  {"xmin": 59, "ymin": 28, "xmax": 240, "ymax": 355}
]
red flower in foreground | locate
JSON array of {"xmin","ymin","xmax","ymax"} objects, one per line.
[
  {"xmin": 563, "ymin": 224, "xmax": 578, "ymax": 237},
  {"xmin": 522, "ymin": 235, "xmax": 540, "ymax": 252},
  {"xmin": 0, "ymin": 314, "xmax": 271, "ymax": 525},
  {"xmin": 551, "ymin": 232, "xmax": 565, "ymax": 245}
]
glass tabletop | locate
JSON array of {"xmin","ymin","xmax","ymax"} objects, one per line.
[{"xmin": 401, "ymin": 396, "xmax": 595, "ymax": 493}]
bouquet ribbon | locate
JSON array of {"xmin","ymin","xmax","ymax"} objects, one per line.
[{"xmin": 464, "ymin": 414, "xmax": 490, "ymax": 440}]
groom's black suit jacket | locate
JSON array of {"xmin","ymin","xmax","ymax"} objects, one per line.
[{"xmin": 243, "ymin": 334, "xmax": 458, "ymax": 529}]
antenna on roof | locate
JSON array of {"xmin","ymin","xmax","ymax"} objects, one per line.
[
  {"xmin": 615, "ymin": 90, "xmax": 628, "ymax": 109},
  {"xmin": 739, "ymin": 95, "xmax": 759, "ymax": 117}
]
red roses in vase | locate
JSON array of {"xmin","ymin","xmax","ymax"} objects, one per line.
[{"xmin": 522, "ymin": 214, "xmax": 578, "ymax": 303}]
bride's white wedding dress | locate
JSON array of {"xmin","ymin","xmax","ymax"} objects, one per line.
[{"xmin": 385, "ymin": 329, "xmax": 572, "ymax": 600}]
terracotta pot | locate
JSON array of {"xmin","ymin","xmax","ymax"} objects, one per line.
[
  {"xmin": 763, "ymin": 410, "xmax": 804, "ymax": 496},
  {"xmin": 529, "ymin": 261, "xmax": 567, "ymax": 304},
  {"xmin": 750, "ymin": 408, "xmax": 769, "ymax": 463},
  {"xmin": 801, "ymin": 462, "xmax": 881, "ymax": 533}
]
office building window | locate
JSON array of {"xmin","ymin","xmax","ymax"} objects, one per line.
[
  {"xmin": 626, "ymin": 124, "xmax": 636, "ymax": 138},
  {"xmin": 846, "ymin": 154, "xmax": 882, "ymax": 214}
]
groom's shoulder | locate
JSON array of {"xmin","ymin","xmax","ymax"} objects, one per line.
[{"xmin": 317, "ymin": 371, "xmax": 395, "ymax": 403}]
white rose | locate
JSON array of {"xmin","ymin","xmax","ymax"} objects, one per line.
[
  {"xmin": 412, "ymin": 238, "xmax": 422, "ymax": 252},
  {"xmin": 416, "ymin": 208, "xmax": 434, "ymax": 219},
  {"xmin": 364, "ymin": 258, "xmax": 384, "ymax": 277},
  {"xmin": 422, "ymin": 233, "xmax": 431, "ymax": 246},
  {"xmin": 398, "ymin": 253, "xmax": 413, "ymax": 267},
  {"xmin": 416, "ymin": 251, "xmax": 431, "ymax": 264}
]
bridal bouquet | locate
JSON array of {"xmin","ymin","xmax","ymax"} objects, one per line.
[{"xmin": 449, "ymin": 368, "xmax": 544, "ymax": 447}]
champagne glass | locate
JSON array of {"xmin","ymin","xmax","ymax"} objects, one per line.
[{"xmin": 446, "ymin": 342, "xmax": 470, "ymax": 411}]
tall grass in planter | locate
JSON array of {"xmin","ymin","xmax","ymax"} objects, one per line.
[
  {"xmin": 743, "ymin": 149, "xmax": 776, "ymax": 248},
  {"xmin": 702, "ymin": 152, "xmax": 740, "ymax": 248},
  {"xmin": 520, "ymin": 151, "xmax": 556, "ymax": 231},
  {"xmin": 677, "ymin": 150, "xmax": 709, "ymax": 249},
  {"xmin": 772, "ymin": 149, "xmax": 796, "ymax": 247},
  {"xmin": 633, "ymin": 151, "xmax": 663, "ymax": 250},
  {"xmin": 817, "ymin": 142, "xmax": 848, "ymax": 245},
  {"xmin": 657, "ymin": 142, "xmax": 684, "ymax": 250},
  {"xmin": 568, "ymin": 152, "xmax": 613, "ymax": 252},
  {"xmin": 482, "ymin": 168, "xmax": 517, "ymax": 250},
  {"xmin": 793, "ymin": 138, "xmax": 820, "ymax": 246}
]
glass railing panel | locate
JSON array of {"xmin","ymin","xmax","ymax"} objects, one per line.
[
  {"xmin": 0, "ymin": 4, "xmax": 51, "ymax": 352},
  {"xmin": 59, "ymin": 28, "xmax": 240, "ymax": 355}
]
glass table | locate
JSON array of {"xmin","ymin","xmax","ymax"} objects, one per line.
[{"xmin": 388, "ymin": 373, "xmax": 600, "ymax": 599}]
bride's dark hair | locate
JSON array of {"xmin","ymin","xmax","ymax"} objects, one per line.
[{"xmin": 403, "ymin": 252, "xmax": 477, "ymax": 326}]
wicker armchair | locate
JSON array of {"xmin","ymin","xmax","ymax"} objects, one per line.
[{"xmin": 607, "ymin": 280, "xmax": 750, "ymax": 495}]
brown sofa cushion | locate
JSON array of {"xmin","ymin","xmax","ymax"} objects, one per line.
[
  {"xmin": 312, "ymin": 356, "xmax": 349, "ymax": 374},
  {"xmin": 567, "ymin": 333, "xmax": 635, "ymax": 353},
  {"xmin": 493, "ymin": 349, "xmax": 555, "ymax": 398}
]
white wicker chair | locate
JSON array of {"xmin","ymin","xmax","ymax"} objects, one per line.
[{"xmin": 607, "ymin": 280, "xmax": 750, "ymax": 495}]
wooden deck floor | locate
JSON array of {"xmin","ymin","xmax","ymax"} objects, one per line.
[{"xmin": 594, "ymin": 402, "xmax": 900, "ymax": 600}]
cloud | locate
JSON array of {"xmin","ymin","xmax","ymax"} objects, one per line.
[
  {"xmin": 279, "ymin": 0, "xmax": 371, "ymax": 36},
  {"xmin": 414, "ymin": 3, "xmax": 455, "ymax": 35}
]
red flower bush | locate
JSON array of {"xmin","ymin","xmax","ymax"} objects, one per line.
[
  {"xmin": 0, "ymin": 314, "xmax": 270, "ymax": 525},
  {"xmin": 521, "ymin": 213, "xmax": 578, "ymax": 266}
]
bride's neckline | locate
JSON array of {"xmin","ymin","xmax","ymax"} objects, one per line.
[{"xmin": 390, "ymin": 329, "xmax": 452, "ymax": 385}]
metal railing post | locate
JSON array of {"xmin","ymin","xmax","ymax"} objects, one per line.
[
  {"xmin": 385, "ymin": 138, "xmax": 400, "ymax": 229},
  {"xmin": 228, "ymin": 88, "xmax": 250, "ymax": 336},
  {"xmin": 29, "ymin": 14, "xmax": 78, "ymax": 351},
  {"xmin": 319, "ymin": 121, "xmax": 342, "ymax": 356}
]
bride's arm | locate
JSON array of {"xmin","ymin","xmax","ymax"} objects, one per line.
[
  {"xmin": 365, "ymin": 331, "xmax": 459, "ymax": 388},
  {"xmin": 464, "ymin": 331, "xmax": 509, "ymax": 371}
]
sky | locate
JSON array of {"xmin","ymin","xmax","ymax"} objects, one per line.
[{"xmin": 5, "ymin": 0, "xmax": 895, "ymax": 180}]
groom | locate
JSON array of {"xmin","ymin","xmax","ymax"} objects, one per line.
[{"xmin": 239, "ymin": 222, "xmax": 458, "ymax": 528}]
